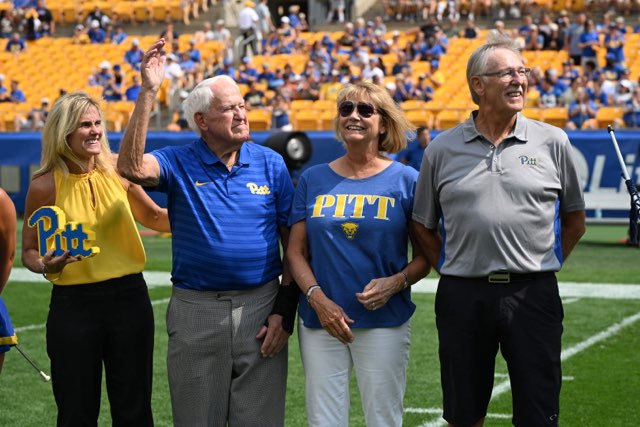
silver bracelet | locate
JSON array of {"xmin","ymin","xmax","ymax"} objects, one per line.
[
  {"xmin": 305, "ymin": 285, "xmax": 321, "ymax": 303},
  {"xmin": 400, "ymin": 271, "xmax": 409, "ymax": 290}
]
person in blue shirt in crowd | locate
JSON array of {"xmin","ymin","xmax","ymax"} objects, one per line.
[
  {"xmin": 623, "ymin": 86, "xmax": 640, "ymax": 128},
  {"xmin": 124, "ymin": 38, "xmax": 144, "ymax": 70},
  {"xmin": 566, "ymin": 87, "xmax": 598, "ymax": 130},
  {"xmin": 237, "ymin": 56, "xmax": 258, "ymax": 84},
  {"xmin": 118, "ymin": 38, "xmax": 298, "ymax": 427},
  {"xmin": 125, "ymin": 74, "xmax": 141, "ymax": 101},
  {"xmin": 9, "ymin": 80, "xmax": 26, "ymax": 103},
  {"xmin": 287, "ymin": 81, "xmax": 429, "ymax": 427},
  {"xmin": 399, "ymin": 126, "xmax": 431, "ymax": 171},
  {"xmin": 185, "ymin": 38, "xmax": 201, "ymax": 63},
  {"xmin": 88, "ymin": 20, "xmax": 106, "ymax": 43},
  {"xmin": 5, "ymin": 32, "xmax": 26, "ymax": 53}
]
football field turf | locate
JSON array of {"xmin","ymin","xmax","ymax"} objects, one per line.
[{"xmin": 1, "ymin": 225, "xmax": 639, "ymax": 426}]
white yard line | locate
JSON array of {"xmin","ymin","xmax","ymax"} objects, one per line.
[{"xmin": 9, "ymin": 269, "xmax": 640, "ymax": 299}]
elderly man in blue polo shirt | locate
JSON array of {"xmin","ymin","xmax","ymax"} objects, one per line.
[
  {"xmin": 117, "ymin": 39, "xmax": 297, "ymax": 427},
  {"xmin": 412, "ymin": 34, "xmax": 586, "ymax": 427}
]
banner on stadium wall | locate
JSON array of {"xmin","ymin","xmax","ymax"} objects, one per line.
[{"xmin": 1, "ymin": 130, "xmax": 639, "ymax": 217}]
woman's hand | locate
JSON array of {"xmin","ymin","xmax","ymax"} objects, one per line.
[
  {"xmin": 309, "ymin": 289, "xmax": 355, "ymax": 345},
  {"xmin": 42, "ymin": 249, "xmax": 80, "ymax": 275},
  {"xmin": 356, "ymin": 274, "xmax": 403, "ymax": 311}
]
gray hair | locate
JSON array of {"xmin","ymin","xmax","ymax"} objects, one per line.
[
  {"xmin": 183, "ymin": 75, "xmax": 237, "ymax": 136},
  {"xmin": 466, "ymin": 32, "xmax": 522, "ymax": 105}
]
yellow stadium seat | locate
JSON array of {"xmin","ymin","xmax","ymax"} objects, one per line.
[
  {"xmin": 523, "ymin": 108, "xmax": 544, "ymax": 122},
  {"xmin": 435, "ymin": 109, "xmax": 463, "ymax": 130},
  {"xmin": 247, "ymin": 109, "xmax": 272, "ymax": 131},
  {"xmin": 596, "ymin": 107, "xmax": 624, "ymax": 129},
  {"xmin": 290, "ymin": 100, "xmax": 314, "ymax": 112},
  {"xmin": 400, "ymin": 100, "xmax": 425, "ymax": 111},
  {"xmin": 541, "ymin": 107, "xmax": 568, "ymax": 128},
  {"xmin": 313, "ymin": 100, "xmax": 335, "ymax": 112},
  {"xmin": 293, "ymin": 110, "xmax": 320, "ymax": 131},
  {"xmin": 405, "ymin": 110, "xmax": 433, "ymax": 128},
  {"xmin": 319, "ymin": 110, "xmax": 337, "ymax": 130}
]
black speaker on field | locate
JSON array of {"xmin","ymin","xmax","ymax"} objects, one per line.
[{"xmin": 263, "ymin": 131, "xmax": 313, "ymax": 173}]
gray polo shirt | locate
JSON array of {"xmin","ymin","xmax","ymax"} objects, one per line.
[{"xmin": 412, "ymin": 112, "xmax": 585, "ymax": 277}]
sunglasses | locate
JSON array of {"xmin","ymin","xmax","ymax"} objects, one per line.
[{"xmin": 338, "ymin": 101, "xmax": 377, "ymax": 118}]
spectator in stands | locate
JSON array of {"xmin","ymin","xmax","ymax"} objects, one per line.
[
  {"xmin": 159, "ymin": 20, "xmax": 179, "ymax": 47},
  {"xmin": 566, "ymin": 13, "xmax": 586, "ymax": 69},
  {"xmin": 578, "ymin": 19, "xmax": 600, "ymax": 70},
  {"xmin": 368, "ymin": 31, "xmax": 390, "ymax": 54},
  {"xmin": 5, "ymin": 32, "xmax": 26, "ymax": 53},
  {"xmin": 604, "ymin": 23, "xmax": 625, "ymax": 64},
  {"xmin": 524, "ymin": 24, "xmax": 544, "ymax": 51},
  {"xmin": 257, "ymin": 63, "xmax": 275, "ymax": 84},
  {"xmin": 270, "ymin": 94, "xmax": 292, "ymax": 130},
  {"xmin": 613, "ymin": 79, "xmax": 635, "ymax": 106},
  {"xmin": 425, "ymin": 59, "xmax": 443, "ymax": 89},
  {"xmin": 124, "ymin": 38, "xmax": 144, "ymax": 71},
  {"xmin": 111, "ymin": 24, "xmax": 127, "ymax": 44},
  {"xmin": 538, "ymin": 77, "xmax": 563, "ymax": 108},
  {"xmin": 237, "ymin": 57, "xmax": 258, "ymax": 84},
  {"xmin": 0, "ymin": 11, "xmax": 12, "ymax": 39},
  {"xmin": 164, "ymin": 53, "xmax": 184, "ymax": 84},
  {"xmin": 362, "ymin": 56, "xmax": 385, "ymax": 82},
  {"xmin": 0, "ymin": 75, "xmax": 9, "ymax": 102},
  {"xmin": 412, "ymin": 74, "xmax": 435, "ymax": 102},
  {"xmin": 387, "ymin": 30, "xmax": 404, "ymax": 54},
  {"xmin": 178, "ymin": 51, "xmax": 198, "ymax": 87},
  {"xmin": 327, "ymin": 0, "xmax": 346, "ymax": 23},
  {"xmin": 103, "ymin": 75, "xmax": 123, "ymax": 101},
  {"xmin": 211, "ymin": 19, "xmax": 233, "ymax": 63},
  {"xmin": 185, "ymin": 39, "xmax": 201, "ymax": 64},
  {"xmin": 243, "ymin": 80, "xmax": 266, "ymax": 109},
  {"xmin": 88, "ymin": 20, "xmax": 106, "ymax": 44},
  {"xmin": 125, "ymin": 75, "xmax": 142, "ymax": 101},
  {"xmin": 215, "ymin": 57, "xmax": 235, "ymax": 78},
  {"xmin": 72, "ymin": 24, "xmax": 89, "ymax": 44},
  {"xmin": 319, "ymin": 69, "xmax": 343, "ymax": 101},
  {"xmin": 298, "ymin": 75, "xmax": 320, "ymax": 101},
  {"xmin": 546, "ymin": 23, "xmax": 564, "ymax": 50},
  {"xmin": 408, "ymin": 31, "xmax": 428, "ymax": 60},
  {"xmin": 287, "ymin": 4, "xmax": 304, "ymax": 31},
  {"xmin": 399, "ymin": 125, "xmax": 430, "ymax": 170},
  {"xmin": 86, "ymin": 5, "xmax": 110, "ymax": 29},
  {"xmin": 14, "ymin": 97, "xmax": 49, "ymax": 131},
  {"xmin": 24, "ymin": 8, "xmax": 42, "ymax": 41},
  {"xmin": 194, "ymin": 21, "xmax": 215, "ymax": 42},
  {"xmin": 35, "ymin": 0, "xmax": 54, "ymax": 36},
  {"xmin": 238, "ymin": 0, "xmax": 259, "ymax": 58},
  {"xmin": 255, "ymin": 0, "xmax": 274, "ymax": 40},
  {"xmin": 623, "ymin": 86, "xmax": 640, "ymax": 127},
  {"xmin": 461, "ymin": 17, "xmax": 479, "ymax": 38},
  {"xmin": 566, "ymin": 87, "xmax": 598, "ymax": 130},
  {"xmin": 558, "ymin": 60, "xmax": 579, "ymax": 88},
  {"xmin": 9, "ymin": 80, "xmax": 26, "ymax": 103},
  {"xmin": 391, "ymin": 73, "xmax": 412, "ymax": 103}
]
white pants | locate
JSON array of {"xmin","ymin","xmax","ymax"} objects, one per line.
[{"xmin": 298, "ymin": 321, "xmax": 411, "ymax": 427}]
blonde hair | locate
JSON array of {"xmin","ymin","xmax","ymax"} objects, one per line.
[
  {"xmin": 34, "ymin": 92, "xmax": 113, "ymax": 178},
  {"xmin": 334, "ymin": 81, "xmax": 415, "ymax": 154}
]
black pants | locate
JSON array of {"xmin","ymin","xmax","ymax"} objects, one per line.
[
  {"xmin": 240, "ymin": 28, "xmax": 257, "ymax": 58},
  {"xmin": 46, "ymin": 273, "xmax": 154, "ymax": 427}
]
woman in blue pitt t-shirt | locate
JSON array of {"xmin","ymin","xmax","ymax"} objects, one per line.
[{"xmin": 287, "ymin": 81, "xmax": 430, "ymax": 427}]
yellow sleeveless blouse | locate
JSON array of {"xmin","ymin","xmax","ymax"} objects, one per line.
[{"xmin": 52, "ymin": 168, "xmax": 146, "ymax": 285}]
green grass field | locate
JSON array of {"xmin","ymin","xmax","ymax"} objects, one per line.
[{"xmin": 1, "ymin": 224, "xmax": 639, "ymax": 426}]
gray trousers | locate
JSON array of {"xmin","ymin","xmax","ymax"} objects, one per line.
[{"xmin": 166, "ymin": 279, "xmax": 287, "ymax": 427}]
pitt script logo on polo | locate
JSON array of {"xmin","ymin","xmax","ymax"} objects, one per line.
[
  {"xmin": 246, "ymin": 182, "xmax": 271, "ymax": 195},
  {"xmin": 341, "ymin": 222, "xmax": 359, "ymax": 240},
  {"xmin": 311, "ymin": 194, "xmax": 396, "ymax": 220},
  {"xmin": 519, "ymin": 155, "xmax": 538, "ymax": 166},
  {"xmin": 27, "ymin": 206, "xmax": 100, "ymax": 258}
]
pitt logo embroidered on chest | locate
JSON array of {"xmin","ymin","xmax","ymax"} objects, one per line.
[
  {"xmin": 519, "ymin": 155, "xmax": 538, "ymax": 166},
  {"xmin": 246, "ymin": 182, "xmax": 271, "ymax": 195},
  {"xmin": 341, "ymin": 222, "xmax": 359, "ymax": 240}
]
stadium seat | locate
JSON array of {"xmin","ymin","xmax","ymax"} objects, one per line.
[
  {"xmin": 319, "ymin": 110, "xmax": 336, "ymax": 130},
  {"xmin": 292, "ymin": 110, "xmax": 320, "ymax": 131},
  {"xmin": 542, "ymin": 107, "xmax": 568, "ymax": 128},
  {"xmin": 290, "ymin": 100, "xmax": 314, "ymax": 112},
  {"xmin": 247, "ymin": 109, "xmax": 272, "ymax": 131},
  {"xmin": 313, "ymin": 100, "xmax": 335, "ymax": 112},
  {"xmin": 596, "ymin": 107, "xmax": 624, "ymax": 129},
  {"xmin": 523, "ymin": 108, "xmax": 544, "ymax": 122},
  {"xmin": 435, "ymin": 110, "xmax": 463, "ymax": 130},
  {"xmin": 401, "ymin": 100, "xmax": 425, "ymax": 111}
]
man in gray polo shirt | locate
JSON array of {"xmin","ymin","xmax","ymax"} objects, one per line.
[{"xmin": 412, "ymin": 34, "xmax": 586, "ymax": 427}]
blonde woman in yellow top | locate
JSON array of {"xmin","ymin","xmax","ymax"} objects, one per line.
[{"xmin": 21, "ymin": 92, "xmax": 169, "ymax": 426}]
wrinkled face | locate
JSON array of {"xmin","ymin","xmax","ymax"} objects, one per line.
[
  {"xmin": 474, "ymin": 48, "xmax": 528, "ymax": 115},
  {"xmin": 338, "ymin": 96, "xmax": 386, "ymax": 146},
  {"xmin": 67, "ymin": 106, "xmax": 102, "ymax": 162},
  {"xmin": 199, "ymin": 81, "xmax": 250, "ymax": 144}
]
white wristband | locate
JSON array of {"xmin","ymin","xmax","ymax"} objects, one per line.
[{"xmin": 305, "ymin": 285, "xmax": 321, "ymax": 303}]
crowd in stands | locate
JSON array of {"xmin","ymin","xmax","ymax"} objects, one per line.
[{"xmin": 1, "ymin": 0, "xmax": 640, "ymax": 131}]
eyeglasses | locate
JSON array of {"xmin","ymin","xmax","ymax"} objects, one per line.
[
  {"xmin": 480, "ymin": 67, "xmax": 531, "ymax": 81},
  {"xmin": 338, "ymin": 101, "xmax": 377, "ymax": 118}
]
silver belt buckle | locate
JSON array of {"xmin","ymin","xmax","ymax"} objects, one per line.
[{"xmin": 488, "ymin": 271, "xmax": 510, "ymax": 283}]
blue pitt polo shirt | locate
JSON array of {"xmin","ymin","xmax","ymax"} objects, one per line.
[{"xmin": 151, "ymin": 139, "xmax": 294, "ymax": 291}]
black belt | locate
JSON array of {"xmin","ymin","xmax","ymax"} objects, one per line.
[{"xmin": 445, "ymin": 271, "xmax": 555, "ymax": 284}]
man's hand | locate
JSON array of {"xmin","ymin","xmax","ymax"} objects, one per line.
[
  {"xmin": 141, "ymin": 39, "xmax": 167, "ymax": 93},
  {"xmin": 256, "ymin": 314, "xmax": 290, "ymax": 358}
]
